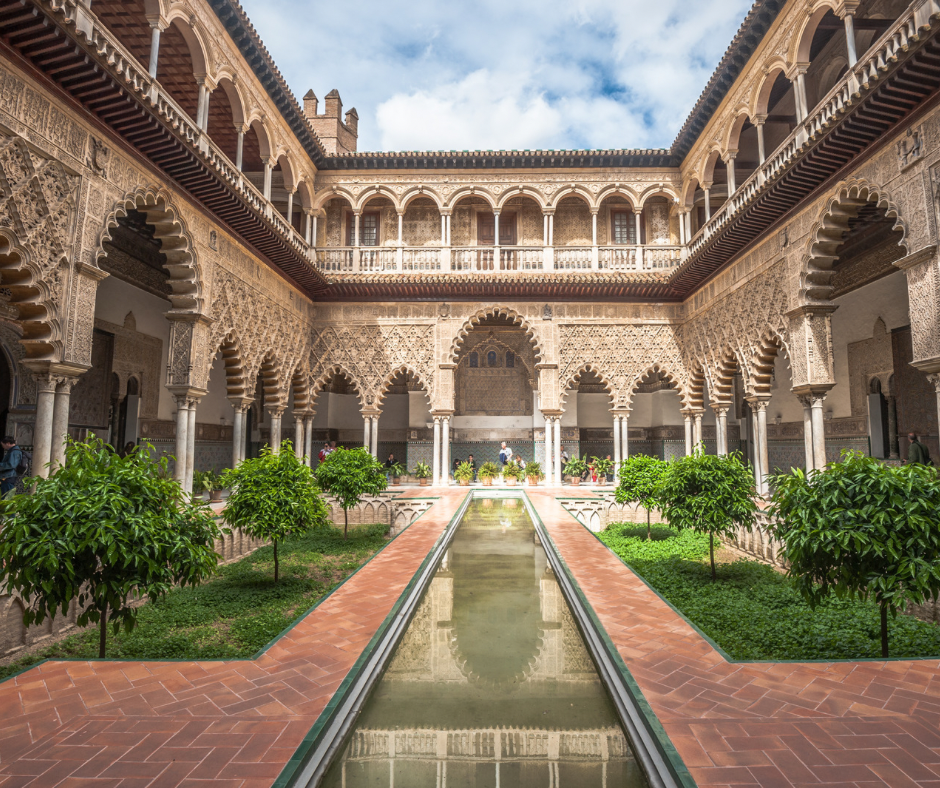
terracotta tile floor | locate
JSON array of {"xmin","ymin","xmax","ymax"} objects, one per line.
[
  {"xmin": 526, "ymin": 489, "xmax": 940, "ymax": 788},
  {"xmin": 0, "ymin": 489, "xmax": 466, "ymax": 788},
  {"xmin": 4, "ymin": 486, "xmax": 940, "ymax": 788}
]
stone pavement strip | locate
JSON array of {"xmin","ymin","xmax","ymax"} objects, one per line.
[
  {"xmin": 526, "ymin": 489, "xmax": 940, "ymax": 788},
  {"xmin": 0, "ymin": 489, "xmax": 467, "ymax": 788},
  {"xmin": 3, "ymin": 487, "xmax": 940, "ymax": 788}
]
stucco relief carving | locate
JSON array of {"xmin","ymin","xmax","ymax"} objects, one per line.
[{"xmin": 558, "ymin": 324, "xmax": 687, "ymax": 410}]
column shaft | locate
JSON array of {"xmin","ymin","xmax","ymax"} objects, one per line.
[
  {"xmin": 432, "ymin": 418, "xmax": 441, "ymax": 486},
  {"xmin": 844, "ymin": 13, "xmax": 858, "ymax": 66},
  {"xmin": 612, "ymin": 415, "xmax": 621, "ymax": 469},
  {"xmin": 363, "ymin": 416, "xmax": 371, "ymax": 453},
  {"xmin": 621, "ymin": 416, "xmax": 630, "ymax": 460},
  {"xmin": 684, "ymin": 415, "xmax": 693, "ymax": 456},
  {"xmin": 173, "ymin": 398, "xmax": 188, "ymax": 487},
  {"xmin": 33, "ymin": 379, "xmax": 56, "ymax": 478},
  {"xmin": 50, "ymin": 379, "xmax": 74, "ymax": 470},
  {"xmin": 811, "ymin": 398, "xmax": 827, "ymax": 470},
  {"xmin": 148, "ymin": 26, "xmax": 161, "ymax": 78},
  {"xmin": 756, "ymin": 405, "xmax": 769, "ymax": 495},
  {"xmin": 295, "ymin": 418, "xmax": 305, "ymax": 460},
  {"xmin": 704, "ymin": 189, "xmax": 711, "ymax": 221},
  {"xmin": 235, "ymin": 130, "xmax": 244, "ymax": 171},
  {"xmin": 270, "ymin": 413, "xmax": 282, "ymax": 453},
  {"xmin": 232, "ymin": 408, "xmax": 243, "ymax": 468},
  {"xmin": 544, "ymin": 415, "xmax": 553, "ymax": 484},
  {"xmin": 801, "ymin": 398, "xmax": 815, "ymax": 471},
  {"xmin": 553, "ymin": 418, "xmax": 562, "ymax": 486},
  {"xmin": 186, "ymin": 403, "xmax": 197, "ymax": 494},
  {"xmin": 441, "ymin": 417, "xmax": 450, "ymax": 483},
  {"xmin": 304, "ymin": 416, "xmax": 314, "ymax": 466},
  {"xmin": 756, "ymin": 122, "xmax": 766, "ymax": 163},
  {"xmin": 693, "ymin": 414, "xmax": 703, "ymax": 447},
  {"xmin": 371, "ymin": 416, "xmax": 379, "ymax": 457}
]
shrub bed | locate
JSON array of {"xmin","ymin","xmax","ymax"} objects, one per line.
[
  {"xmin": 0, "ymin": 523, "xmax": 389, "ymax": 681},
  {"xmin": 599, "ymin": 522, "xmax": 940, "ymax": 661}
]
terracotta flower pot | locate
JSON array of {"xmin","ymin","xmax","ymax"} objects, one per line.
[
  {"xmin": 528, "ymin": 477, "xmax": 540, "ymax": 486},
  {"xmin": 391, "ymin": 477, "xmax": 401, "ymax": 486},
  {"xmin": 570, "ymin": 478, "xmax": 581, "ymax": 486},
  {"xmin": 505, "ymin": 477, "xmax": 517, "ymax": 486},
  {"xmin": 419, "ymin": 478, "xmax": 429, "ymax": 486},
  {"xmin": 481, "ymin": 478, "xmax": 493, "ymax": 486},
  {"xmin": 459, "ymin": 478, "xmax": 470, "ymax": 486},
  {"xmin": 209, "ymin": 490, "xmax": 224, "ymax": 503}
]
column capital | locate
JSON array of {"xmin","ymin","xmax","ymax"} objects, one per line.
[
  {"xmin": 711, "ymin": 403, "xmax": 730, "ymax": 417},
  {"xmin": 752, "ymin": 113, "xmax": 767, "ymax": 125},
  {"xmin": 361, "ymin": 409, "xmax": 382, "ymax": 418},
  {"xmin": 700, "ymin": 180, "xmax": 713, "ymax": 190},
  {"xmin": 167, "ymin": 385, "xmax": 207, "ymax": 401},
  {"xmin": 541, "ymin": 410, "xmax": 563, "ymax": 419},
  {"xmin": 926, "ymin": 372, "xmax": 940, "ymax": 394},
  {"xmin": 228, "ymin": 396, "xmax": 254, "ymax": 413},
  {"xmin": 265, "ymin": 405, "xmax": 287, "ymax": 418},
  {"xmin": 721, "ymin": 149, "xmax": 738, "ymax": 163},
  {"xmin": 787, "ymin": 62, "xmax": 810, "ymax": 79},
  {"xmin": 745, "ymin": 395, "xmax": 771, "ymax": 412}
]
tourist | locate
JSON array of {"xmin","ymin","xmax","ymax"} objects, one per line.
[
  {"xmin": 561, "ymin": 448, "xmax": 570, "ymax": 467},
  {"xmin": 318, "ymin": 442, "xmax": 330, "ymax": 463},
  {"xmin": 498, "ymin": 441, "xmax": 512, "ymax": 466},
  {"xmin": 467, "ymin": 454, "xmax": 476, "ymax": 480},
  {"xmin": 0, "ymin": 436, "xmax": 22, "ymax": 496},
  {"xmin": 515, "ymin": 454, "xmax": 526, "ymax": 471},
  {"xmin": 589, "ymin": 459, "xmax": 597, "ymax": 483},
  {"xmin": 907, "ymin": 432, "xmax": 933, "ymax": 465},
  {"xmin": 120, "ymin": 441, "xmax": 136, "ymax": 458},
  {"xmin": 384, "ymin": 453, "xmax": 398, "ymax": 479},
  {"xmin": 606, "ymin": 454, "xmax": 615, "ymax": 482}
]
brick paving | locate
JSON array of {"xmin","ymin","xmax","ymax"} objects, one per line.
[
  {"xmin": 3, "ymin": 487, "xmax": 940, "ymax": 788},
  {"xmin": 526, "ymin": 489, "xmax": 940, "ymax": 788},
  {"xmin": 0, "ymin": 489, "xmax": 466, "ymax": 788}
]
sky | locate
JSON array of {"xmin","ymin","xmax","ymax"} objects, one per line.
[{"xmin": 238, "ymin": 0, "xmax": 754, "ymax": 153}]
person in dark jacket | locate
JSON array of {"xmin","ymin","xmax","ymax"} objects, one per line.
[
  {"xmin": 0, "ymin": 436, "xmax": 22, "ymax": 496},
  {"xmin": 908, "ymin": 432, "xmax": 933, "ymax": 465}
]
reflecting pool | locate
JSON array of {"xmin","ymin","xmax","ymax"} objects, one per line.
[{"xmin": 320, "ymin": 497, "xmax": 649, "ymax": 787}]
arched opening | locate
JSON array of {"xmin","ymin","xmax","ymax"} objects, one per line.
[
  {"xmin": 630, "ymin": 369, "xmax": 685, "ymax": 460},
  {"xmin": 729, "ymin": 115, "xmax": 762, "ymax": 185},
  {"xmin": 309, "ymin": 370, "xmax": 362, "ymax": 466},
  {"xmin": 316, "ymin": 195, "xmax": 355, "ymax": 271},
  {"xmin": 400, "ymin": 196, "xmax": 444, "ymax": 271},
  {"xmin": 154, "ymin": 20, "xmax": 204, "ymax": 121},
  {"xmin": 802, "ymin": 10, "xmax": 850, "ymax": 110},
  {"xmin": 497, "ymin": 194, "xmax": 543, "ymax": 271},
  {"xmin": 92, "ymin": 0, "xmax": 153, "ymax": 71},
  {"xmin": 354, "ymin": 195, "xmax": 395, "ymax": 271},
  {"xmin": 709, "ymin": 154, "xmax": 730, "ymax": 209},
  {"xmin": 562, "ymin": 369, "xmax": 614, "ymax": 475},
  {"xmin": 451, "ymin": 194, "xmax": 498, "ymax": 272},
  {"xmin": 453, "ymin": 314, "xmax": 539, "ymax": 467},
  {"xmin": 598, "ymin": 193, "xmax": 638, "ymax": 270},
  {"xmin": 758, "ymin": 70, "xmax": 798, "ymax": 156},
  {"xmin": 553, "ymin": 194, "xmax": 593, "ymax": 270},
  {"xmin": 377, "ymin": 369, "xmax": 430, "ymax": 475},
  {"xmin": 205, "ymin": 77, "xmax": 243, "ymax": 164}
]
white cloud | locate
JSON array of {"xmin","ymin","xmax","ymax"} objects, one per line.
[{"xmin": 238, "ymin": 0, "xmax": 753, "ymax": 151}]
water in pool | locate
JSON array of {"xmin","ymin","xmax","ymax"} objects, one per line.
[{"xmin": 320, "ymin": 497, "xmax": 650, "ymax": 787}]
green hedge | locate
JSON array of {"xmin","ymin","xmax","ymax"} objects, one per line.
[
  {"xmin": 0, "ymin": 523, "xmax": 389, "ymax": 680},
  {"xmin": 599, "ymin": 522, "xmax": 940, "ymax": 661}
]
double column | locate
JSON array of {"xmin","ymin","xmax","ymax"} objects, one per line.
[
  {"xmin": 266, "ymin": 404, "xmax": 285, "ymax": 454},
  {"xmin": 362, "ymin": 411, "xmax": 380, "ymax": 457},
  {"xmin": 28, "ymin": 364, "xmax": 85, "ymax": 478},
  {"xmin": 712, "ymin": 403, "xmax": 730, "ymax": 455},
  {"xmin": 172, "ymin": 390, "xmax": 204, "ymax": 494},
  {"xmin": 746, "ymin": 397, "xmax": 771, "ymax": 496},
  {"xmin": 229, "ymin": 397, "xmax": 253, "ymax": 468},
  {"xmin": 431, "ymin": 413, "xmax": 452, "ymax": 486},
  {"xmin": 797, "ymin": 389, "xmax": 830, "ymax": 472}
]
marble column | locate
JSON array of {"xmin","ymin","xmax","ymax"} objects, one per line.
[
  {"xmin": 32, "ymin": 374, "xmax": 56, "ymax": 479},
  {"xmin": 613, "ymin": 414, "xmax": 621, "ymax": 469},
  {"xmin": 929, "ymin": 374, "xmax": 940, "ymax": 460},
  {"xmin": 304, "ymin": 415, "xmax": 315, "ymax": 466},
  {"xmin": 750, "ymin": 409, "xmax": 762, "ymax": 489},
  {"xmin": 441, "ymin": 416, "xmax": 450, "ymax": 484},
  {"xmin": 693, "ymin": 412, "xmax": 703, "ymax": 449},
  {"xmin": 543, "ymin": 414, "xmax": 553, "ymax": 485},
  {"xmin": 148, "ymin": 23, "xmax": 162, "ymax": 79},
  {"xmin": 553, "ymin": 418, "xmax": 562, "ymax": 486},
  {"xmin": 810, "ymin": 394, "xmax": 827, "ymax": 471},
  {"xmin": 363, "ymin": 415, "xmax": 371, "ymax": 453},
  {"xmin": 799, "ymin": 395, "xmax": 815, "ymax": 471},
  {"xmin": 268, "ymin": 407, "xmax": 284, "ymax": 454},
  {"xmin": 683, "ymin": 413, "xmax": 693, "ymax": 456},
  {"xmin": 173, "ymin": 395, "xmax": 190, "ymax": 488},
  {"xmin": 50, "ymin": 377, "xmax": 78, "ymax": 471},
  {"xmin": 294, "ymin": 418, "xmax": 305, "ymax": 460},
  {"xmin": 432, "ymin": 417, "xmax": 441, "ymax": 486},
  {"xmin": 886, "ymin": 395, "xmax": 900, "ymax": 460},
  {"xmin": 371, "ymin": 415, "xmax": 379, "ymax": 458},
  {"xmin": 844, "ymin": 13, "xmax": 858, "ymax": 67},
  {"xmin": 713, "ymin": 405, "xmax": 729, "ymax": 455},
  {"xmin": 621, "ymin": 414, "xmax": 630, "ymax": 461},
  {"xmin": 232, "ymin": 407, "xmax": 245, "ymax": 468},
  {"xmin": 756, "ymin": 401, "xmax": 770, "ymax": 495},
  {"xmin": 186, "ymin": 400, "xmax": 197, "ymax": 493}
]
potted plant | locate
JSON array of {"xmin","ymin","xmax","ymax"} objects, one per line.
[
  {"xmin": 592, "ymin": 456, "xmax": 614, "ymax": 485},
  {"xmin": 193, "ymin": 469, "xmax": 226, "ymax": 502},
  {"xmin": 412, "ymin": 461, "xmax": 432, "ymax": 486},
  {"xmin": 564, "ymin": 455, "xmax": 588, "ymax": 486},
  {"xmin": 454, "ymin": 461, "xmax": 475, "ymax": 486},
  {"xmin": 478, "ymin": 461, "xmax": 500, "ymax": 486},
  {"xmin": 503, "ymin": 460, "xmax": 521, "ymax": 486},
  {"xmin": 387, "ymin": 461, "xmax": 406, "ymax": 485},
  {"xmin": 525, "ymin": 460, "xmax": 544, "ymax": 486}
]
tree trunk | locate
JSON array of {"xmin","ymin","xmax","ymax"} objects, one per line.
[
  {"xmin": 274, "ymin": 539, "xmax": 279, "ymax": 582},
  {"xmin": 880, "ymin": 602, "xmax": 889, "ymax": 659},
  {"xmin": 98, "ymin": 601, "xmax": 108, "ymax": 659},
  {"xmin": 647, "ymin": 507, "xmax": 651, "ymax": 540},
  {"xmin": 709, "ymin": 533, "xmax": 716, "ymax": 582},
  {"xmin": 344, "ymin": 508, "xmax": 349, "ymax": 540}
]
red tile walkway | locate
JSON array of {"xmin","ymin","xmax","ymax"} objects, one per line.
[
  {"xmin": 527, "ymin": 489, "xmax": 940, "ymax": 788},
  {"xmin": 4, "ymin": 486, "xmax": 940, "ymax": 788},
  {"xmin": 0, "ymin": 489, "xmax": 467, "ymax": 788}
]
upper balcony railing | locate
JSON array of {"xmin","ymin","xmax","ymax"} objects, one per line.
[
  {"xmin": 315, "ymin": 244, "xmax": 683, "ymax": 275},
  {"xmin": 686, "ymin": 0, "xmax": 930, "ymax": 260},
  {"xmin": 50, "ymin": 0, "xmax": 316, "ymax": 265}
]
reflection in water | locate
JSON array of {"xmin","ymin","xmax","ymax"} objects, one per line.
[{"xmin": 320, "ymin": 498, "xmax": 649, "ymax": 788}]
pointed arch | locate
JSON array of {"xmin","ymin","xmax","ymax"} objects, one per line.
[
  {"xmin": 376, "ymin": 364, "xmax": 431, "ymax": 408},
  {"xmin": 800, "ymin": 178, "xmax": 907, "ymax": 302},
  {"xmin": 448, "ymin": 306, "xmax": 544, "ymax": 365},
  {"xmin": 97, "ymin": 187, "xmax": 203, "ymax": 313},
  {"xmin": 559, "ymin": 363, "xmax": 615, "ymax": 407}
]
